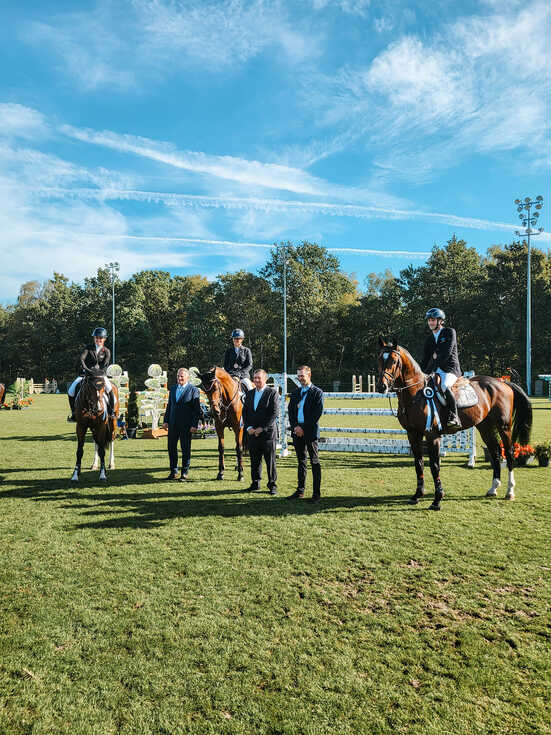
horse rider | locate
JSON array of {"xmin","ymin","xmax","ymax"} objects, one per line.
[
  {"xmin": 420, "ymin": 308, "xmax": 462, "ymax": 429},
  {"xmin": 67, "ymin": 327, "xmax": 116, "ymax": 421},
  {"xmin": 223, "ymin": 328, "xmax": 254, "ymax": 397}
]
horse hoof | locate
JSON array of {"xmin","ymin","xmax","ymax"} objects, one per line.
[
  {"xmin": 237, "ymin": 475, "xmax": 243, "ymax": 481},
  {"xmin": 409, "ymin": 496, "xmax": 420, "ymax": 505},
  {"xmin": 486, "ymin": 489, "xmax": 498, "ymax": 497},
  {"xmin": 216, "ymin": 474, "xmax": 224, "ymax": 481},
  {"xmin": 429, "ymin": 502, "xmax": 441, "ymax": 511},
  {"xmin": 505, "ymin": 493, "xmax": 515, "ymax": 501}
]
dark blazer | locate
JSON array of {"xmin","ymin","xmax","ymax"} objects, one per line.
[
  {"xmin": 243, "ymin": 387, "xmax": 280, "ymax": 441},
  {"xmin": 223, "ymin": 346, "xmax": 253, "ymax": 380},
  {"xmin": 163, "ymin": 383, "xmax": 202, "ymax": 429},
  {"xmin": 288, "ymin": 384, "xmax": 324, "ymax": 443},
  {"xmin": 420, "ymin": 327, "xmax": 462, "ymax": 377},
  {"xmin": 79, "ymin": 344, "xmax": 111, "ymax": 374}
]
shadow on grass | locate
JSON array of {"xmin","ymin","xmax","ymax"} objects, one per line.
[{"xmin": 0, "ymin": 465, "xmax": 418, "ymax": 528}]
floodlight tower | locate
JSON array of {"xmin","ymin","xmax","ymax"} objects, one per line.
[
  {"xmin": 514, "ymin": 195, "xmax": 544, "ymax": 395},
  {"xmin": 106, "ymin": 262, "xmax": 120, "ymax": 363}
]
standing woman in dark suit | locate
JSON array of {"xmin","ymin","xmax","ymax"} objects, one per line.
[
  {"xmin": 242, "ymin": 369, "xmax": 280, "ymax": 495},
  {"xmin": 162, "ymin": 368, "xmax": 202, "ymax": 481},
  {"xmin": 420, "ymin": 307, "xmax": 462, "ymax": 429},
  {"xmin": 286, "ymin": 365, "xmax": 324, "ymax": 503},
  {"xmin": 223, "ymin": 328, "xmax": 253, "ymax": 394}
]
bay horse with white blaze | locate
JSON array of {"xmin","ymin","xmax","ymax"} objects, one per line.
[
  {"xmin": 70, "ymin": 368, "xmax": 119, "ymax": 483},
  {"xmin": 377, "ymin": 337, "xmax": 532, "ymax": 510},
  {"xmin": 199, "ymin": 367, "xmax": 245, "ymax": 481}
]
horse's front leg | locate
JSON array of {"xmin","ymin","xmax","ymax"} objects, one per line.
[
  {"xmin": 407, "ymin": 429, "xmax": 426, "ymax": 504},
  {"xmin": 71, "ymin": 425, "xmax": 86, "ymax": 482},
  {"xmin": 236, "ymin": 428, "xmax": 244, "ymax": 481},
  {"xmin": 478, "ymin": 422, "xmax": 502, "ymax": 497},
  {"xmin": 108, "ymin": 439, "xmax": 115, "ymax": 470},
  {"xmin": 216, "ymin": 429, "xmax": 225, "ymax": 480},
  {"xmin": 91, "ymin": 442, "xmax": 99, "ymax": 470},
  {"xmin": 427, "ymin": 435, "xmax": 443, "ymax": 510},
  {"xmin": 97, "ymin": 443, "xmax": 107, "ymax": 482}
]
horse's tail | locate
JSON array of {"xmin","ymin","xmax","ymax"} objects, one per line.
[{"xmin": 510, "ymin": 382, "xmax": 533, "ymax": 445}]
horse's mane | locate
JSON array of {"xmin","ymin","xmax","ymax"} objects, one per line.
[{"xmin": 396, "ymin": 344, "xmax": 425, "ymax": 376}]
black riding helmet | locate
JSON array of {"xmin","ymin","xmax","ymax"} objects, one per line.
[
  {"xmin": 425, "ymin": 308, "xmax": 445, "ymax": 321},
  {"xmin": 92, "ymin": 327, "xmax": 108, "ymax": 339},
  {"xmin": 231, "ymin": 328, "xmax": 245, "ymax": 339}
]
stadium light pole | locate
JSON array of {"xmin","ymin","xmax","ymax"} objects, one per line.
[
  {"xmin": 106, "ymin": 262, "xmax": 120, "ymax": 363},
  {"xmin": 514, "ymin": 196, "xmax": 544, "ymax": 396},
  {"xmin": 279, "ymin": 242, "xmax": 289, "ymax": 456}
]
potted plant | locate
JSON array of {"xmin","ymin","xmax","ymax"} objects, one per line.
[
  {"xmin": 126, "ymin": 388, "xmax": 139, "ymax": 439},
  {"xmin": 514, "ymin": 443, "xmax": 535, "ymax": 467},
  {"xmin": 535, "ymin": 442, "xmax": 551, "ymax": 468}
]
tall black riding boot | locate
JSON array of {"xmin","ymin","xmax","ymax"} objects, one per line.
[
  {"xmin": 67, "ymin": 395, "xmax": 76, "ymax": 422},
  {"xmin": 445, "ymin": 389, "xmax": 461, "ymax": 429}
]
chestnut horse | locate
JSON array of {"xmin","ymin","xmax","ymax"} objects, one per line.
[
  {"xmin": 70, "ymin": 368, "xmax": 119, "ymax": 483},
  {"xmin": 0, "ymin": 383, "xmax": 5, "ymax": 406},
  {"xmin": 199, "ymin": 367, "xmax": 245, "ymax": 481},
  {"xmin": 377, "ymin": 337, "xmax": 532, "ymax": 510}
]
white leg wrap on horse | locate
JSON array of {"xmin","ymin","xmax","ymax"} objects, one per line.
[
  {"xmin": 71, "ymin": 468, "xmax": 79, "ymax": 482},
  {"xmin": 99, "ymin": 467, "xmax": 107, "ymax": 480},
  {"xmin": 109, "ymin": 442, "xmax": 115, "ymax": 470},
  {"xmin": 505, "ymin": 470, "xmax": 516, "ymax": 500},
  {"xmin": 486, "ymin": 478, "xmax": 501, "ymax": 497}
]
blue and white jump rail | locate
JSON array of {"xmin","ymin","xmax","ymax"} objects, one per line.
[{"xmin": 268, "ymin": 374, "xmax": 477, "ymax": 467}]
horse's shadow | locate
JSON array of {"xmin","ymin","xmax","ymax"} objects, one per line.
[{"xmin": 0, "ymin": 467, "xmax": 416, "ymax": 528}]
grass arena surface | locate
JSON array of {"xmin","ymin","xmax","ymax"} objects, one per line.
[{"xmin": 1, "ymin": 395, "xmax": 550, "ymax": 735}]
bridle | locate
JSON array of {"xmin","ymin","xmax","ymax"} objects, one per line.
[
  {"xmin": 78, "ymin": 373, "xmax": 105, "ymax": 420},
  {"xmin": 203, "ymin": 374, "xmax": 240, "ymax": 424}
]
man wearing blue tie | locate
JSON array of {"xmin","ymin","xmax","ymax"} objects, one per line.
[
  {"xmin": 286, "ymin": 365, "xmax": 324, "ymax": 502},
  {"xmin": 162, "ymin": 368, "xmax": 201, "ymax": 481},
  {"xmin": 242, "ymin": 369, "xmax": 279, "ymax": 495}
]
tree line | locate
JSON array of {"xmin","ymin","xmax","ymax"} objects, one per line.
[{"xmin": 1, "ymin": 237, "xmax": 551, "ymax": 390}]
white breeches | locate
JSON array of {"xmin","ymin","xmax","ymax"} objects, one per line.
[
  {"xmin": 68, "ymin": 376, "xmax": 112, "ymax": 396},
  {"xmin": 436, "ymin": 368, "xmax": 457, "ymax": 391}
]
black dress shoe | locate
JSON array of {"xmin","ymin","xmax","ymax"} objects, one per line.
[
  {"xmin": 179, "ymin": 473, "xmax": 188, "ymax": 481},
  {"xmin": 308, "ymin": 494, "xmax": 321, "ymax": 503},
  {"xmin": 166, "ymin": 472, "xmax": 179, "ymax": 480},
  {"xmin": 286, "ymin": 489, "xmax": 304, "ymax": 500},
  {"xmin": 268, "ymin": 487, "xmax": 278, "ymax": 496},
  {"xmin": 246, "ymin": 485, "xmax": 260, "ymax": 492}
]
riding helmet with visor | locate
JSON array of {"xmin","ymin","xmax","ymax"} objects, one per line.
[
  {"xmin": 425, "ymin": 308, "xmax": 445, "ymax": 321},
  {"xmin": 92, "ymin": 327, "xmax": 108, "ymax": 339},
  {"xmin": 231, "ymin": 328, "xmax": 245, "ymax": 339}
]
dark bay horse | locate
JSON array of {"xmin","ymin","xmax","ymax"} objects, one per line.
[
  {"xmin": 199, "ymin": 367, "xmax": 245, "ymax": 481},
  {"xmin": 377, "ymin": 337, "xmax": 532, "ymax": 510},
  {"xmin": 70, "ymin": 369, "xmax": 119, "ymax": 483}
]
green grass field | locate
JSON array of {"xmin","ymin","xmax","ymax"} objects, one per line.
[{"xmin": 1, "ymin": 395, "xmax": 550, "ymax": 735}]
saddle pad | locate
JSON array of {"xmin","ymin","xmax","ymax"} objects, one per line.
[{"xmin": 453, "ymin": 378, "xmax": 478, "ymax": 409}]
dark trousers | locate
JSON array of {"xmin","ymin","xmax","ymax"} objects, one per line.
[
  {"xmin": 248, "ymin": 435, "xmax": 277, "ymax": 489},
  {"xmin": 293, "ymin": 435, "xmax": 321, "ymax": 495},
  {"xmin": 168, "ymin": 425, "xmax": 192, "ymax": 473}
]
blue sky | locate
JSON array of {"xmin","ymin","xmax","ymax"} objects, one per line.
[{"xmin": 1, "ymin": 0, "xmax": 550, "ymax": 301}]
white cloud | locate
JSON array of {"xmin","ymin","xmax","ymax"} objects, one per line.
[
  {"xmin": 21, "ymin": 0, "xmax": 319, "ymax": 91},
  {"xmin": 0, "ymin": 103, "xmax": 49, "ymax": 140},
  {"xmin": 60, "ymin": 123, "xmax": 407, "ymax": 207}
]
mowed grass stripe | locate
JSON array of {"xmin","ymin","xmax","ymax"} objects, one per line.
[{"xmin": 0, "ymin": 395, "xmax": 550, "ymax": 734}]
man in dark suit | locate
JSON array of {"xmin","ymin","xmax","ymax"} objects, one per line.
[
  {"xmin": 420, "ymin": 307, "xmax": 462, "ymax": 429},
  {"xmin": 286, "ymin": 365, "xmax": 324, "ymax": 503},
  {"xmin": 223, "ymin": 328, "xmax": 253, "ymax": 393},
  {"xmin": 242, "ymin": 368, "xmax": 280, "ymax": 495},
  {"xmin": 162, "ymin": 368, "xmax": 202, "ymax": 480}
]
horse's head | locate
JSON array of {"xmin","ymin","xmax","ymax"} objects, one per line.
[
  {"xmin": 376, "ymin": 335, "xmax": 402, "ymax": 394},
  {"xmin": 87, "ymin": 367, "xmax": 106, "ymax": 393},
  {"xmin": 199, "ymin": 367, "xmax": 222, "ymax": 418}
]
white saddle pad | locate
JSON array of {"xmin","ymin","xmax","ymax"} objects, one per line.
[{"xmin": 454, "ymin": 380, "xmax": 478, "ymax": 409}]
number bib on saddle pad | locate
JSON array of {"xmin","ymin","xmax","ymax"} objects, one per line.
[{"xmin": 453, "ymin": 378, "xmax": 479, "ymax": 409}]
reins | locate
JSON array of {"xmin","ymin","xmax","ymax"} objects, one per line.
[{"xmin": 205, "ymin": 374, "xmax": 240, "ymax": 425}]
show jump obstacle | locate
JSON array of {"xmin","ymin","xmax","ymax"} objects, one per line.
[{"xmin": 268, "ymin": 373, "xmax": 477, "ymax": 467}]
